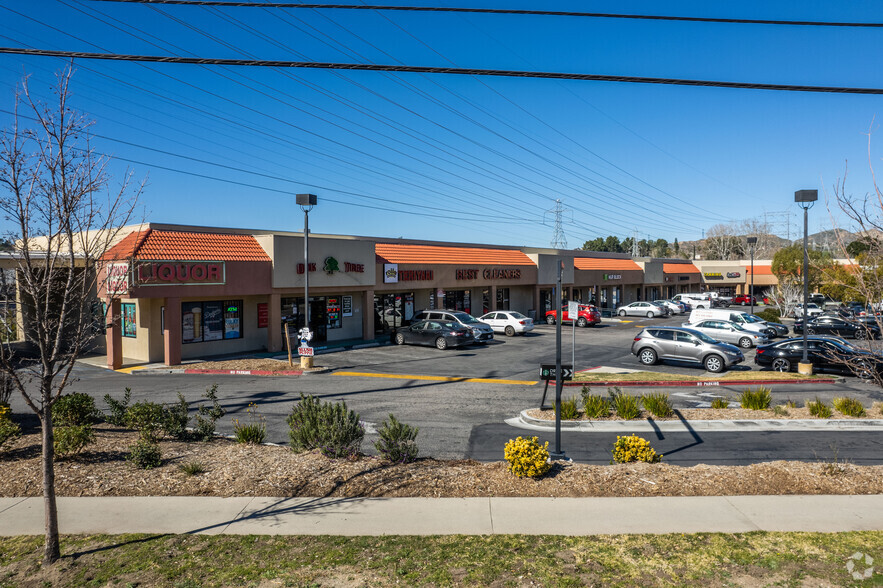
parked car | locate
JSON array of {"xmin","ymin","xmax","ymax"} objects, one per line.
[
  {"xmin": 732, "ymin": 294, "xmax": 756, "ymax": 306},
  {"xmin": 545, "ymin": 304, "xmax": 602, "ymax": 327},
  {"xmin": 743, "ymin": 313, "xmax": 788, "ymax": 337},
  {"xmin": 672, "ymin": 293, "xmax": 713, "ymax": 309},
  {"xmin": 411, "ymin": 310, "xmax": 494, "ymax": 343},
  {"xmin": 616, "ymin": 301, "xmax": 668, "ymax": 318},
  {"xmin": 630, "ymin": 326, "xmax": 744, "ymax": 373},
  {"xmin": 478, "ymin": 310, "xmax": 534, "ymax": 336},
  {"xmin": 681, "ymin": 319, "xmax": 770, "ymax": 348},
  {"xmin": 792, "ymin": 316, "xmax": 880, "ymax": 340},
  {"xmin": 393, "ymin": 320, "xmax": 475, "ymax": 350},
  {"xmin": 792, "ymin": 303, "xmax": 823, "ymax": 318},
  {"xmin": 754, "ymin": 336, "xmax": 883, "ymax": 378},
  {"xmin": 653, "ymin": 300, "xmax": 682, "ymax": 315}
]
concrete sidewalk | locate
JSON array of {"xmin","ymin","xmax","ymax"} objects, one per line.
[{"xmin": 2, "ymin": 495, "xmax": 882, "ymax": 536}]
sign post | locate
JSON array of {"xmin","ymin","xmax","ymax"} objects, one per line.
[
  {"xmin": 550, "ymin": 259, "xmax": 567, "ymax": 461},
  {"xmin": 568, "ymin": 299, "xmax": 578, "ymax": 370},
  {"xmin": 538, "ymin": 363, "xmax": 574, "ymax": 409}
]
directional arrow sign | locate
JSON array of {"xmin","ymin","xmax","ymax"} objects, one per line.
[{"xmin": 539, "ymin": 363, "xmax": 574, "ymax": 381}]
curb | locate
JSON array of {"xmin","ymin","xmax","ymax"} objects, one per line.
[
  {"xmin": 565, "ymin": 377, "xmax": 841, "ymax": 387},
  {"xmin": 130, "ymin": 368, "xmax": 306, "ymax": 376}
]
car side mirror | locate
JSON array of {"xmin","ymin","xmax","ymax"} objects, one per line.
[{"xmin": 694, "ymin": 340, "xmax": 701, "ymax": 345}]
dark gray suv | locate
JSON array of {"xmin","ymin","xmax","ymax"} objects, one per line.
[
  {"xmin": 411, "ymin": 310, "xmax": 494, "ymax": 343},
  {"xmin": 630, "ymin": 326, "xmax": 744, "ymax": 373}
]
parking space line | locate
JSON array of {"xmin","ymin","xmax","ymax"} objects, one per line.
[{"xmin": 333, "ymin": 371, "xmax": 537, "ymax": 385}]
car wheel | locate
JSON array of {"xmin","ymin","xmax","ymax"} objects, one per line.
[
  {"xmin": 771, "ymin": 357, "xmax": 791, "ymax": 372},
  {"xmin": 738, "ymin": 337, "xmax": 752, "ymax": 349},
  {"xmin": 619, "ymin": 310, "xmax": 627, "ymax": 317},
  {"xmin": 857, "ymin": 360, "xmax": 873, "ymax": 379},
  {"xmin": 807, "ymin": 328, "xmax": 816, "ymax": 335},
  {"xmin": 394, "ymin": 333, "xmax": 405, "ymax": 345},
  {"xmin": 646, "ymin": 311, "xmax": 655, "ymax": 318},
  {"xmin": 577, "ymin": 317, "xmax": 587, "ymax": 327},
  {"xmin": 741, "ymin": 301, "xmax": 747, "ymax": 305},
  {"xmin": 505, "ymin": 325, "xmax": 515, "ymax": 337},
  {"xmin": 546, "ymin": 315, "xmax": 556, "ymax": 325},
  {"xmin": 854, "ymin": 329, "xmax": 867, "ymax": 340},
  {"xmin": 704, "ymin": 354, "xmax": 725, "ymax": 373},
  {"xmin": 638, "ymin": 348, "xmax": 658, "ymax": 366},
  {"xmin": 435, "ymin": 337, "xmax": 448, "ymax": 350}
]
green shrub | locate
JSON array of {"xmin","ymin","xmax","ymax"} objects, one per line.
[
  {"xmin": 0, "ymin": 416, "xmax": 21, "ymax": 451},
  {"xmin": 642, "ymin": 392, "xmax": 672, "ymax": 418},
  {"xmin": 374, "ymin": 414, "xmax": 419, "ymax": 464},
  {"xmin": 560, "ymin": 396, "xmax": 580, "ymax": 420},
  {"xmin": 54, "ymin": 425, "xmax": 95, "ymax": 457},
  {"xmin": 504, "ymin": 436, "xmax": 551, "ymax": 478},
  {"xmin": 710, "ymin": 397, "xmax": 729, "ymax": 409},
  {"xmin": 612, "ymin": 434, "xmax": 661, "ymax": 464},
  {"xmin": 807, "ymin": 397, "xmax": 833, "ymax": 418},
  {"xmin": 52, "ymin": 393, "xmax": 98, "ymax": 427},
  {"xmin": 784, "ymin": 399, "xmax": 797, "ymax": 409},
  {"xmin": 127, "ymin": 438, "xmax": 162, "ymax": 469},
  {"xmin": 581, "ymin": 386, "xmax": 610, "ymax": 418},
  {"xmin": 610, "ymin": 389, "xmax": 642, "ymax": 419},
  {"xmin": 179, "ymin": 461, "xmax": 206, "ymax": 476},
  {"xmin": 832, "ymin": 397, "xmax": 866, "ymax": 417},
  {"xmin": 739, "ymin": 386, "xmax": 772, "ymax": 410},
  {"xmin": 772, "ymin": 405, "xmax": 788, "ymax": 416},
  {"xmin": 163, "ymin": 393, "xmax": 190, "ymax": 440},
  {"xmin": 194, "ymin": 385, "xmax": 226, "ymax": 442},
  {"xmin": 287, "ymin": 394, "xmax": 364, "ymax": 459},
  {"xmin": 104, "ymin": 387, "xmax": 132, "ymax": 426},
  {"xmin": 232, "ymin": 403, "xmax": 266, "ymax": 444},
  {"xmin": 754, "ymin": 308, "xmax": 781, "ymax": 323},
  {"xmin": 125, "ymin": 401, "xmax": 165, "ymax": 442}
]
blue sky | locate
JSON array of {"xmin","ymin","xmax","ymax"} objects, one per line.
[{"xmin": 1, "ymin": 0, "xmax": 882, "ymax": 248}]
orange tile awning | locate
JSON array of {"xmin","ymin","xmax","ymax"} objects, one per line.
[
  {"xmin": 375, "ymin": 243, "xmax": 535, "ymax": 265},
  {"xmin": 573, "ymin": 258, "xmax": 641, "ymax": 271},
  {"xmin": 103, "ymin": 229, "xmax": 271, "ymax": 262},
  {"xmin": 663, "ymin": 263, "xmax": 700, "ymax": 274},
  {"xmin": 745, "ymin": 265, "xmax": 773, "ymax": 276}
]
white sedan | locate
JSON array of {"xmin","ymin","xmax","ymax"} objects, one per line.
[
  {"xmin": 653, "ymin": 300, "xmax": 682, "ymax": 315},
  {"xmin": 477, "ymin": 310, "xmax": 534, "ymax": 336},
  {"xmin": 616, "ymin": 301, "xmax": 668, "ymax": 318}
]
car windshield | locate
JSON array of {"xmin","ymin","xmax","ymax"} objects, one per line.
[
  {"xmin": 509, "ymin": 312, "xmax": 527, "ymax": 319},
  {"xmin": 744, "ymin": 315, "xmax": 764, "ymax": 323},
  {"xmin": 730, "ymin": 322, "xmax": 748, "ymax": 331},
  {"xmin": 684, "ymin": 329, "xmax": 717, "ymax": 343},
  {"xmin": 452, "ymin": 312, "xmax": 479, "ymax": 324}
]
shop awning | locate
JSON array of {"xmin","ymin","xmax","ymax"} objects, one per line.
[
  {"xmin": 104, "ymin": 229, "xmax": 271, "ymax": 262},
  {"xmin": 745, "ymin": 265, "xmax": 773, "ymax": 275},
  {"xmin": 375, "ymin": 243, "xmax": 534, "ymax": 265},
  {"xmin": 573, "ymin": 257, "xmax": 641, "ymax": 271},
  {"xmin": 663, "ymin": 263, "xmax": 700, "ymax": 274}
]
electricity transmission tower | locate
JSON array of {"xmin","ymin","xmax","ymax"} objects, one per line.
[{"xmin": 545, "ymin": 199, "xmax": 569, "ymax": 249}]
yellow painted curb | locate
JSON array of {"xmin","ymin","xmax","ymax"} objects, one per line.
[{"xmin": 334, "ymin": 371, "xmax": 537, "ymax": 385}]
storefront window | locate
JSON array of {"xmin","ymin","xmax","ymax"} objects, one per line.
[
  {"xmin": 444, "ymin": 290, "xmax": 470, "ymax": 314},
  {"xmin": 326, "ymin": 297, "xmax": 342, "ymax": 329},
  {"xmin": 375, "ymin": 293, "xmax": 414, "ymax": 332},
  {"xmin": 122, "ymin": 303, "xmax": 136, "ymax": 338},
  {"xmin": 183, "ymin": 300, "xmax": 243, "ymax": 343},
  {"xmin": 496, "ymin": 288, "xmax": 510, "ymax": 310}
]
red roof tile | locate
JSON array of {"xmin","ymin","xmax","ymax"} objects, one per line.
[
  {"xmin": 375, "ymin": 243, "xmax": 535, "ymax": 265},
  {"xmin": 663, "ymin": 263, "xmax": 700, "ymax": 274},
  {"xmin": 745, "ymin": 265, "xmax": 773, "ymax": 275},
  {"xmin": 103, "ymin": 229, "xmax": 270, "ymax": 262},
  {"xmin": 573, "ymin": 258, "xmax": 641, "ymax": 271}
]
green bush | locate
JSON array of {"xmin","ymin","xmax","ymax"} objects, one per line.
[
  {"xmin": 127, "ymin": 438, "xmax": 162, "ymax": 469},
  {"xmin": 504, "ymin": 436, "xmax": 551, "ymax": 478},
  {"xmin": 772, "ymin": 405, "xmax": 789, "ymax": 416},
  {"xmin": 104, "ymin": 387, "xmax": 132, "ymax": 426},
  {"xmin": 374, "ymin": 414, "xmax": 419, "ymax": 464},
  {"xmin": 125, "ymin": 401, "xmax": 165, "ymax": 442},
  {"xmin": 163, "ymin": 393, "xmax": 190, "ymax": 440},
  {"xmin": 710, "ymin": 397, "xmax": 729, "ymax": 409},
  {"xmin": 560, "ymin": 396, "xmax": 580, "ymax": 420},
  {"xmin": 54, "ymin": 425, "xmax": 95, "ymax": 457},
  {"xmin": 739, "ymin": 386, "xmax": 772, "ymax": 410},
  {"xmin": 179, "ymin": 461, "xmax": 206, "ymax": 476},
  {"xmin": 580, "ymin": 386, "xmax": 610, "ymax": 418},
  {"xmin": 642, "ymin": 392, "xmax": 672, "ymax": 418},
  {"xmin": 52, "ymin": 393, "xmax": 98, "ymax": 427},
  {"xmin": 287, "ymin": 394, "xmax": 364, "ymax": 459},
  {"xmin": 832, "ymin": 397, "xmax": 866, "ymax": 417},
  {"xmin": 232, "ymin": 403, "xmax": 266, "ymax": 444},
  {"xmin": 610, "ymin": 389, "xmax": 642, "ymax": 420},
  {"xmin": 612, "ymin": 434, "xmax": 661, "ymax": 464},
  {"xmin": 754, "ymin": 308, "xmax": 781, "ymax": 323},
  {"xmin": 194, "ymin": 385, "xmax": 226, "ymax": 442},
  {"xmin": 807, "ymin": 397, "xmax": 833, "ymax": 418},
  {"xmin": 0, "ymin": 416, "xmax": 21, "ymax": 451}
]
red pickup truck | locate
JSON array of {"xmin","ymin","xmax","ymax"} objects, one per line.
[{"xmin": 545, "ymin": 304, "xmax": 602, "ymax": 327}]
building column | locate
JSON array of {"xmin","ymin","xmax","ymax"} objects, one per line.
[
  {"xmin": 489, "ymin": 285, "xmax": 497, "ymax": 311},
  {"xmin": 164, "ymin": 297, "xmax": 181, "ymax": 366},
  {"xmin": 267, "ymin": 293, "xmax": 281, "ymax": 352},
  {"xmin": 532, "ymin": 285, "xmax": 540, "ymax": 319},
  {"xmin": 106, "ymin": 298, "xmax": 122, "ymax": 370},
  {"xmin": 362, "ymin": 289, "xmax": 374, "ymax": 341}
]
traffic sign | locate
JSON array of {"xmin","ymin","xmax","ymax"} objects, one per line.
[
  {"xmin": 298, "ymin": 346, "xmax": 314, "ymax": 357},
  {"xmin": 539, "ymin": 363, "xmax": 573, "ymax": 381},
  {"xmin": 568, "ymin": 301, "xmax": 579, "ymax": 316},
  {"xmin": 298, "ymin": 328, "xmax": 313, "ymax": 342}
]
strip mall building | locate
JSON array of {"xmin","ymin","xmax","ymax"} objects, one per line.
[{"xmin": 98, "ymin": 224, "xmax": 780, "ymax": 368}]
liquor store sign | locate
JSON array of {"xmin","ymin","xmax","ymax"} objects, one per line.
[{"xmin": 135, "ymin": 261, "xmax": 226, "ymax": 286}]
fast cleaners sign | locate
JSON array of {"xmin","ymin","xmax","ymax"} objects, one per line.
[{"xmin": 135, "ymin": 261, "xmax": 226, "ymax": 286}]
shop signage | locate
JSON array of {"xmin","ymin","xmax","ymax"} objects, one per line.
[
  {"xmin": 704, "ymin": 272, "xmax": 723, "ymax": 280},
  {"xmin": 136, "ymin": 261, "xmax": 225, "ymax": 286},
  {"xmin": 726, "ymin": 272, "xmax": 741, "ymax": 278},
  {"xmin": 257, "ymin": 303, "xmax": 268, "ymax": 328},
  {"xmin": 539, "ymin": 363, "xmax": 574, "ymax": 381},
  {"xmin": 298, "ymin": 260, "xmax": 365, "ymax": 274},
  {"xmin": 455, "ymin": 268, "xmax": 523, "ymax": 281},
  {"xmin": 603, "ymin": 273, "xmax": 621, "ymax": 280},
  {"xmin": 383, "ymin": 263, "xmax": 398, "ymax": 283},
  {"xmin": 456, "ymin": 269, "xmax": 479, "ymax": 280},
  {"xmin": 399, "ymin": 269, "xmax": 433, "ymax": 281},
  {"xmin": 105, "ymin": 262, "xmax": 130, "ymax": 293},
  {"xmin": 298, "ymin": 346, "xmax": 314, "ymax": 357}
]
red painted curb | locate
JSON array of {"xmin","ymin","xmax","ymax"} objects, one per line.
[
  {"xmin": 565, "ymin": 378, "xmax": 837, "ymax": 387},
  {"xmin": 182, "ymin": 369, "xmax": 304, "ymax": 376}
]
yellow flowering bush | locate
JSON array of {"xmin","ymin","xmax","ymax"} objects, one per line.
[
  {"xmin": 611, "ymin": 434, "xmax": 661, "ymax": 464},
  {"xmin": 0, "ymin": 404, "xmax": 20, "ymax": 451},
  {"xmin": 504, "ymin": 436, "xmax": 551, "ymax": 478},
  {"xmin": 0, "ymin": 404, "xmax": 10, "ymax": 421}
]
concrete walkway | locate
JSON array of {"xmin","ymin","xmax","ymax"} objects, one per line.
[{"xmin": 2, "ymin": 495, "xmax": 882, "ymax": 536}]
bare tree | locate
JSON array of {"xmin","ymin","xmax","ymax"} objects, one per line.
[
  {"xmin": 737, "ymin": 218, "xmax": 779, "ymax": 258},
  {"xmin": 703, "ymin": 223, "xmax": 744, "ymax": 260},
  {"xmin": 763, "ymin": 282, "xmax": 802, "ymax": 319},
  {"xmin": 0, "ymin": 68, "xmax": 142, "ymax": 565}
]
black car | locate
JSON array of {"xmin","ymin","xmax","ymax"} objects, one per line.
[
  {"xmin": 393, "ymin": 319, "xmax": 474, "ymax": 350},
  {"xmin": 754, "ymin": 336, "xmax": 883, "ymax": 378},
  {"xmin": 792, "ymin": 316, "xmax": 880, "ymax": 340}
]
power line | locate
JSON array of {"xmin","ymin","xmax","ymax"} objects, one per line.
[
  {"xmin": 4, "ymin": 47, "xmax": 883, "ymax": 94},
  {"xmin": 87, "ymin": 1, "xmax": 883, "ymax": 28}
]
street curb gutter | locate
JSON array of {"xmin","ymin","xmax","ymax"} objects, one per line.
[
  {"xmin": 564, "ymin": 377, "xmax": 841, "ymax": 387},
  {"xmin": 130, "ymin": 368, "xmax": 306, "ymax": 376}
]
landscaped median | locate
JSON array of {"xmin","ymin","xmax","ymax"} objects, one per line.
[{"xmin": 570, "ymin": 368, "xmax": 840, "ymax": 386}]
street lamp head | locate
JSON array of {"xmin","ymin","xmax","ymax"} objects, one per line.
[
  {"xmin": 746, "ymin": 236, "xmax": 757, "ymax": 246},
  {"xmin": 794, "ymin": 189, "xmax": 817, "ymax": 209},
  {"xmin": 296, "ymin": 193, "xmax": 318, "ymax": 211}
]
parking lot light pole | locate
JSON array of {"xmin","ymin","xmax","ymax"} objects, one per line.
[
  {"xmin": 550, "ymin": 258, "xmax": 566, "ymax": 461},
  {"xmin": 795, "ymin": 189, "xmax": 817, "ymax": 374},
  {"xmin": 747, "ymin": 236, "xmax": 757, "ymax": 315},
  {"xmin": 297, "ymin": 193, "xmax": 317, "ymax": 369}
]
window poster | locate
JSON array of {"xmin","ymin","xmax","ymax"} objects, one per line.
[
  {"xmin": 224, "ymin": 301, "xmax": 241, "ymax": 339},
  {"xmin": 182, "ymin": 302, "xmax": 202, "ymax": 343},
  {"xmin": 326, "ymin": 297, "xmax": 342, "ymax": 329},
  {"xmin": 202, "ymin": 301, "xmax": 224, "ymax": 341},
  {"xmin": 342, "ymin": 296, "xmax": 352, "ymax": 317},
  {"xmin": 122, "ymin": 303, "xmax": 136, "ymax": 338}
]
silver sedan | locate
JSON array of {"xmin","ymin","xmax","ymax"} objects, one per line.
[
  {"xmin": 682, "ymin": 319, "xmax": 770, "ymax": 348},
  {"xmin": 616, "ymin": 301, "xmax": 668, "ymax": 318}
]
